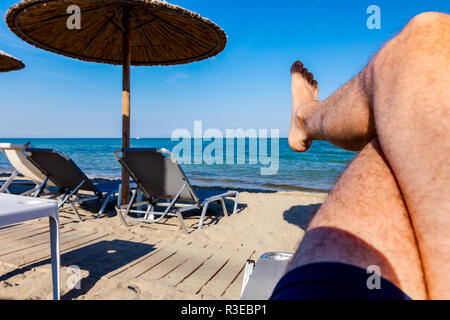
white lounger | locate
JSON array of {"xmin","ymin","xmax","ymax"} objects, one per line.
[{"xmin": 0, "ymin": 143, "xmax": 51, "ymax": 196}]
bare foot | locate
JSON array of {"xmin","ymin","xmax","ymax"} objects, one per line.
[{"xmin": 289, "ymin": 61, "xmax": 319, "ymax": 152}]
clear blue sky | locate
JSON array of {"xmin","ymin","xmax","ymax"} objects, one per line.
[{"xmin": 0, "ymin": 0, "xmax": 448, "ymax": 138}]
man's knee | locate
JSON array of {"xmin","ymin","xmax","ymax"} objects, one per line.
[
  {"xmin": 404, "ymin": 12, "xmax": 449, "ymax": 33},
  {"xmin": 372, "ymin": 12, "xmax": 448, "ymax": 75}
]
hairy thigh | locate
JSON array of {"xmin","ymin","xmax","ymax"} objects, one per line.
[
  {"xmin": 372, "ymin": 12, "xmax": 450, "ymax": 298},
  {"xmin": 288, "ymin": 140, "xmax": 426, "ymax": 299}
]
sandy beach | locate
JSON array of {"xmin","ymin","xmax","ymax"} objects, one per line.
[{"xmin": 0, "ymin": 178, "xmax": 326, "ymax": 300}]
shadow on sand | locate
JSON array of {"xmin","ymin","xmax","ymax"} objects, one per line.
[{"xmin": 283, "ymin": 203, "xmax": 322, "ymax": 230}]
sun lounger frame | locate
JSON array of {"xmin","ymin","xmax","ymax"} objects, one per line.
[
  {"xmin": 0, "ymin": 143, "xmax": 52, "ymax": 196},
  {"xmin": 114, "ymin": 148, "xmax": 239, "ymax": 234},
  {"xmin": 24, "ymin": 148, "xmax": 118, "ymax": 221}
]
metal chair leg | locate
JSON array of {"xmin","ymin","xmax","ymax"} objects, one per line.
[
  {"xmin": 233, "ymin": 192, "xmax": 239, "ymax": 214},
  {"xmin": 198, "ymin": 202, "xmax": 210, "ymax": 230},
  {"xmin": 70, "ymin": 201, "xmax": 83, "ymax": 221},
  {"xmin": 116, "ymin": 189, "xmax": 137, "ymax": 226},
  {"xmin": 31, "ymin": 177, "xmax": 49, "ymax": 198},
  {"xmin": 97, "ymin": 192, "xmax": 113, "ymax": 218},
  {"xmin": 176, "ymin": 211, "xmax": 189, "ymax": 234},
  {"xmin": 220, "ymin": 198, "xmax": 229, "ymax": 217},
  {"xmin": 115, "ymin": 206, "xmax": 129, "ymax": 226},
  {"xmin": 117, "ymin": 184, "xmax": 122, "ymax": 207},
  {"xmin": 0, "ymin": 170, "xmax": 18, "ymax": 194}
]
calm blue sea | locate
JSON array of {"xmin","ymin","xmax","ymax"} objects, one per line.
[{"xmin": 0, "ymin": 138, "xmax": 357, "ymax": 192}]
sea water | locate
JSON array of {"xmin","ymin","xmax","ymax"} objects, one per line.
[{"xmin": 0, "ymin": 138, "xmax": 357, "ymax": 192}]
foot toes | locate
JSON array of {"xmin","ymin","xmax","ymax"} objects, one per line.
[
  {"xmin": 290, "ymin": 61, "xmax": 304, "ymax": 74},
  {"xmin": 291, "ymin": 60, "xmax": 319, "ymax": 89},
  {"xmin": 307, "ymin": 72, "xmax": 314, "ymax": 84},
  {"xmin": 301, "ymin": 68, "xmax": 309, "ymax": 78}
]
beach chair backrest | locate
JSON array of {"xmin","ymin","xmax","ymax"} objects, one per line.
[
  {"xmin": 116, "ymin": 148, "xmax": 199, "ymax": 203},
  {"xmin": 0, "ymin": 143, "xmax": 48, "ymax": 183},
  {"xmin": 25, "ymin": 148, "xmax": 98, "ymax": 194}
]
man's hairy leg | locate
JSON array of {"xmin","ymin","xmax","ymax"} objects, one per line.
[
  {"xmin": 287, "ymin": 140, "xmax": 427, "ymax": 299},
  {"xmin": 371, "ymin": 12, "xmax": 450, "ymax": 299},
  {"xmin": 289, "ymin": 12, "xmax": 450, "ymax": 298}
]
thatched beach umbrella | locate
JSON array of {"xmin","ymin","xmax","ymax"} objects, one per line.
[
  {"xmin": 6, "ymin": 0, "xmax": 227, "ymax": 202},
  {"xmin": 0, "ymin": 50, "xmax": 24, "ymax": 72}
]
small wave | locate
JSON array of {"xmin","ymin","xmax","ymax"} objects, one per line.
[
  {"xmin": 195, "ymin": 177, "xmax": 248, "ymax": 184},
  {"xmin": 193, "ymin": 176, "xmax": 329, "ymax": 193},
  {"xmin": 86, "ymin": 173, "xmax": 121, "ymax": 180},
  {"xmin": 262, "ymin": 183, "xmax": 329, "ymax": 193}
]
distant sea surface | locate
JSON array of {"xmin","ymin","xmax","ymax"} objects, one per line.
[{"xmin": 0, "ymin": 138, "xmax": 357, "ymax": 192}]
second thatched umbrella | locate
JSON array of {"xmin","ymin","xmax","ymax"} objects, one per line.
[
  {"xmin": 0, "ymin": 50, "xmax": 24, "ymax": 72},
  {"xmin": 6, "ymin": 0, "xmax": 227, "ymax": 202}
]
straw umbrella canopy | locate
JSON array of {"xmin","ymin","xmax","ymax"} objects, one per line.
[
  {"xmin": 0, "ymin": 50, "xmax": 24, "ymax": 72},
  {"xmin": 6, "ymin": 0, "xmax": 227, "ymax": 202}
]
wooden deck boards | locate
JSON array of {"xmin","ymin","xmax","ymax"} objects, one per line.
[
  {"xmin": 200, "ymin": 247, "xmax": 255, "ymax": 298},
  {"xmin": 0, "ymin": 218, "xmax": 254, "ymax": 299}
]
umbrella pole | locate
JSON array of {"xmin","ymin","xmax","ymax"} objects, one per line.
[{"xmin": 121, "ymin": 6, "xmax": 131, "ymax": 205}]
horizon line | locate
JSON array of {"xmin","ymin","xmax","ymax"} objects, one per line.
[{"xmin": 0, "ymin": 137, "xmax": 290, "ymax": 139}]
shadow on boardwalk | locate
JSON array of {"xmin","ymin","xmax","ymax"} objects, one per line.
[{"xmin": 0, "ymin": 240, "xmax": 155, "ymax": 300}]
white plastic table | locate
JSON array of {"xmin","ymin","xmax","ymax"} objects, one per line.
[{"xmin": 0, "ymin": 193, "xmax": 60, "ymax": 300}]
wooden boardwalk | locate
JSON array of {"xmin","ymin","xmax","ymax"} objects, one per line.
[
  {"xmin": 0, "ymin": 210, "xmax": 258, "ymax": 299},
  {"xmin": 0, "ymin": 187, "xmax": 322, "ymax": 299}
]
